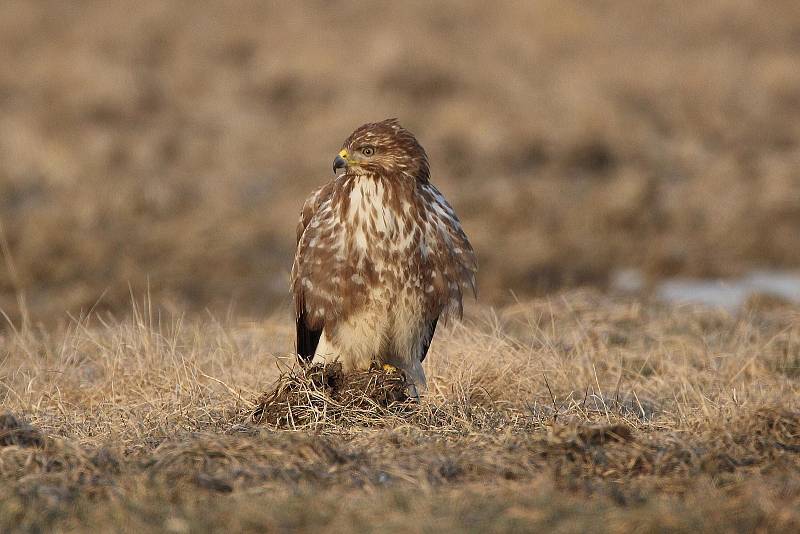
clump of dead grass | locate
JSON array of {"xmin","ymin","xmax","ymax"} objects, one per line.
[
  {"xmin": 0, "ymin": 412, "xmax": 122, "ymax": 503},
  {"xmin": 544, "ymin": 406, "xmax": 800, "ymax": 486},
  {"xmin": 0, "ymin": 412, "xmax": 45, "ymax": 448},
  {"xmin": 251, "ymin": 363, "xmax": 416, "ymax": 429}
]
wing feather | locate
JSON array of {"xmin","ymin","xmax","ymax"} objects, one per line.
[
  {"xmin": 419, "ymin": 317, "xmax": 438, "ymax": 363},
  {"xmin": 419, "ymin": 183, "xmax": 477, "ymax": 322},
  {"xmin": 291, "ymin": 182, "xmax": 335, "ymax": 361}
]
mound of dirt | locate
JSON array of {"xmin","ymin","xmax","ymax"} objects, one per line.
[
  {"xmin": 251, "ymin": 363, "xmax": 416, "ymax": 428},
  {"xmin": 0, "ymin": 412, "xmax": 45, "ymax": 448}
]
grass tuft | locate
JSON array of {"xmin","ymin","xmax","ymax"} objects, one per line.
[{"xmin": 251, "ymin": 363, "xmax": 414, "ymax": 429}]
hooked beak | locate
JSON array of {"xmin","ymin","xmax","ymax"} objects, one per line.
[{"xmin": 333, "ymin": 149, "xmax": 348, "ymax": 174}]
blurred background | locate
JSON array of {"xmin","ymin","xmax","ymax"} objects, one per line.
[{"xmin": 1, "ymin": 0, "xmax": 799, "ymax": 323}]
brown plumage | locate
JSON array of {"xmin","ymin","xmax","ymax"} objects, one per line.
[{"xmin": 291, "ymin": 119, "xmax": 476, "ymax": 388}]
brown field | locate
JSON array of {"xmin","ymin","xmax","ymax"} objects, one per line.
[
  {"xmin": 2, "ymin": 0, "xmax": 800, "ymax": 321},
  {"xmin": 2, "ymin": 0, "xmax": 800, "ymax": 532},
  {"xmin": 2, "ymin": 291, "xmax": 799, "ymax": 532}
]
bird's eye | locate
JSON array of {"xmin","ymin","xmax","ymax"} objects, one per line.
[{"xmin": 361, "ymin": 146, "xmax": 375, "ymax": 157}]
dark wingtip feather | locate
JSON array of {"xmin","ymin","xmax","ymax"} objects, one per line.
[
  {"xmin": 419, "ymin": 317, "xmax": 438, "ymax": 363},
  {"xmin": 296, "ymin": 309, "xmax": 322, "ymax": 363}
]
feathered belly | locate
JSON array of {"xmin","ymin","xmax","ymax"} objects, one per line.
[{"xmin": 312, "ymin": 273, "xmax": 427, "ymax": 372}]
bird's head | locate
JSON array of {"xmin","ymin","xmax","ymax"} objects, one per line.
[{"xmin": 333, "ymin": 118, "xmax": 430, "ymax": 182}]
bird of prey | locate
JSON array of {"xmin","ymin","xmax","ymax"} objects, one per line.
[{"xmin": 291, "ymin": 119, "xmax": 476, "ymax": 389}]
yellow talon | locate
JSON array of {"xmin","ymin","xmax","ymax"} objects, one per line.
[{"xmin": 382, "ymin": 364, "xmax": 398, "ymax": 373}]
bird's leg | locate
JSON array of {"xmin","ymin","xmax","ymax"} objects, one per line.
[
  {"xmin": 382, "ymin": 363, "xmax": 398, "ymax": 373},
  {"xmin": 405, "ymin": 382, "xmax": 420, "ymax": 401}
]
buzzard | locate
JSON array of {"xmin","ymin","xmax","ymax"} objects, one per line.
[{"xmin": 291, "ymin": 119, "xmax": 476, "ymax": 389}]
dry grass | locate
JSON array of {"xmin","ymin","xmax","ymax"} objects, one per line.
[
  {"xmin": 250, "ymin": 363, "xmax": 414, "ymax": 428},
  {"xmin": 1, "ymin": 290, "xmax": 799, "ymax": 532},
  {"xmin": 2, "ymin": 0, "xmax": 800, "ymax": 322}
]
